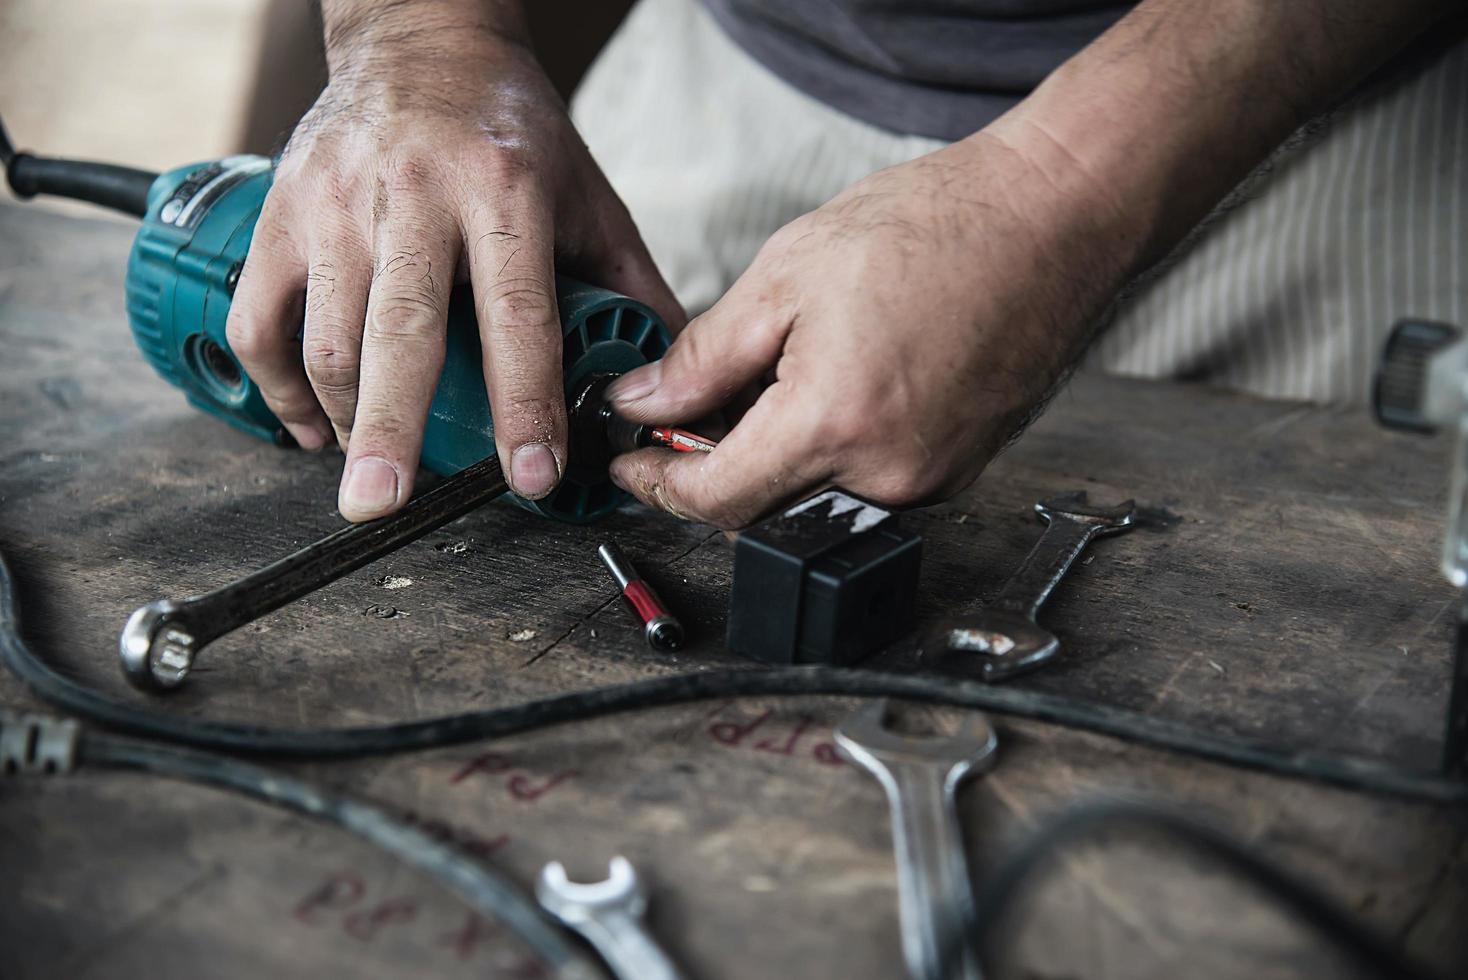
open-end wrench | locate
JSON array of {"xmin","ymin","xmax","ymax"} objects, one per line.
[
  {"xmin": 536, "ymin": 856, "xmax": 686, "ymax": 980},
  {"xmin": 835, "ymin": 699, "xmax": 998, "ymax": 980},
  {"xmin": 925, "ymin": 491, "xmax": 1135, "ymax": 682}
]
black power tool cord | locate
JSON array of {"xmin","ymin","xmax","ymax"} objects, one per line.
[
  {"xmin": 0, "ymin": 714, "xmax": 602, "ymax": 980},
  {"xmin": 1, "ymin": 549, "xmax": 1464, "ymax": 802},
  {"xmin": 964, "ymin": 799, "xmax": 1444, "ymax": 980},
  {"xmin": 0, "ymin": 114, "xmax": 155, "ymax": 217},
  {"xmin": 3, "ymin": 712, "xmax": 1438, "ymax": 980}
]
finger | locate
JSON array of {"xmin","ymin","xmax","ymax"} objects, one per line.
[
  {"xmin": 337, "ymin": 189, "xmax": 457, "ymax": 522},
  {"xmin": 608, "ymin": 385, "xmax": 830, "ymax": 529},
  {"xmin": 466, "ymin": 192, "xmax": 568, "ymax": 500},
  {"xmin": 226, "ymin": 198, "xmax": 331, "ymax": 450},
  {"xmin": 605, "ymin": 286, "xmax": 791, "ymax": 426},
  {"xmin": 301, "ymin": 245, "xmax": 371, "ymax": 449}
]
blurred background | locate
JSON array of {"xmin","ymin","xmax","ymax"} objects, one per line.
[{"xmin": 0, "ymin": 0, "xmax": 635, "ymax": 212}]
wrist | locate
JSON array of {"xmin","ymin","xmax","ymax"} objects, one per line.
[
  {"xmin": 931, "ymin": 120, "xmax": 1141, "ymax": 332},
  {"xmin": 322, "ymin": 1, "xmax": 531, "ymax": 79}
]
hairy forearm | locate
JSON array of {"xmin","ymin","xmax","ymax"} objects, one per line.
[
  {"xmin": 320, "ymin": 0, "xmax": 530, "ymax": 75},
  {"xmin": 986, "ymin": 0, "xmax": 1453, "ymax": 282}
]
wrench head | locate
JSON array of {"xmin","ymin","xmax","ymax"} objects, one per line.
[
  {"xmin": 1036, "ymin": 491, "xmax": 1136, "ymax": 532},
  {"xmin": 119, "ymin": 600, "xmax": 197, "ymax": 692},
  {"xmin": 835, "ymin": 700, "xmax": 998, "ymax": 788},
  {"xmin": 536, "ymin": 856, "xmax": 647, "ymax": 925},
  {"xmin": 923, "ymin": 609, "xmax": 1060, "ymax": 682}
]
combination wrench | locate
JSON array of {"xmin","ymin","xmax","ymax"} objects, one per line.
[
  {"xmin": 120, "ymin": 454, "xmax": 511, "ymax": 691},
  {"xmin": 925, "ymin": 491, "xmax": 1135, "ymax": 681},
  {"xmin": 119, "ymin": 376, "xmax": 660, "ymax": 692},
  {"xmin": 835, "ymin": 699, "xmax": 998, "ymax": 980},
  {"xmin": 536, "ymin": 856, "xmax": 687, "ymax": 980}
]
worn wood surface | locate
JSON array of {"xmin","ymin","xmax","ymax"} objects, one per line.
[{"xmin": 0, "ymin": 202, "xmax": 1464, "ymax": 980}]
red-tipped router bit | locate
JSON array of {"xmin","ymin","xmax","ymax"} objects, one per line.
[
  {"xmin": 598, "ymin": 542, "xmax": 685, "ymax": 651},
  {"xmin": 647, "ymin": 426, "xmax": 719, "ymax": 454}
]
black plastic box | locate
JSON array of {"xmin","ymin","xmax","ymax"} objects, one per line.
[{"xmin": 726, "ymin": 490, "xmax": 922, "ymax": 664}]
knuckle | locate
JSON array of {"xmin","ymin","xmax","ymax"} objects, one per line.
[
  {"xmin": 379, "ymin": 154, "xmax": 435, "ymax": 194},
  {"xmin": 760, "ymin": 216, "xmax": 815, "ymax": 260},
  {"xmin": 484, "ymin": 279, "xmax": 556, "ymax": 330},
  {"xmin": 483, "ymin": 147, "xmax": 535, "ymax": 183},
  {"xmin": 887, "ymin": 472, "xmax": 931, "ymax": 503},
  {"xmin": 366, "ymin": 294, "xmax": 442, "ymax": 344},
  {"xmin": 256, "ymin": 180, "xmax": 298, "ymax": 221},
  {"xmin": 869, "ymin": 463, "xmax": 940, "ymax": 505},
  {"xmin": 302, "ymin": 340, "xmax": 360, "ymax": 396},
  {"xmin": 225, "ymin": 317, "xmax": 270, "ymax": 364},
  {"xmin": 315, "ymin": 163, "xmax": 367, "ymax": 207}
]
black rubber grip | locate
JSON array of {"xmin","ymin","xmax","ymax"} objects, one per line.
[{"xmin": 6, "ymin": 153, "xmax": 157, "ymax": 217}]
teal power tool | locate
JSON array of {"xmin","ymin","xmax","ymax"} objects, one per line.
[{"xmin": 2, "ymin": 132, "xmax": 671, "ymax": 524}]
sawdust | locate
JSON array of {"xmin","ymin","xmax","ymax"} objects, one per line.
[
  {"xmin": 508, "ymin": 628, "xmax": 538, "ymax": 642},
  {"xmin": 376, "ymin": 574, "xmax": 414, "ymax": 590}
]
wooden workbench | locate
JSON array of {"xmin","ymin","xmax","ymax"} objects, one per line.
[{"xmin": 1, "ymin": 202, "xmax": 1464, "ymax": 980}]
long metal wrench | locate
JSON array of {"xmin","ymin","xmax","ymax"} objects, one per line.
[
  {"xmin": 927, "ymin": 492, "xmax": 1135, "ymax": 681},
  {"xmin": 119, "ymin": 455, "xmax": 508, "ymax": 692},
  {"xmin": 536, "ymin": 856, "xmax": 686, "ymax": 980},
  {"xmin": 835, "ymin": 699, "xmax": 998, "ymax": 980}
]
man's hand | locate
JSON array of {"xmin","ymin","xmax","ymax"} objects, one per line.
[
  {"xmin": 605, "ymin": 132, "xmax": 1130, "ymax": 529},
  {"xmin": 605, "ymin": 0, "xmax": 1451, "ymax": 530},
  {"xmin": 227, "ymin": 1, "xmax": 681, "ymax": 521}
]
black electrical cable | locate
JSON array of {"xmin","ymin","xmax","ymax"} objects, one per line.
[
  {"xmin": 51, "ymin": 728, "xmax": 599, "ymax": 980},
  {"xmin": 966, "ymin": 799, "xmax": 1443, "ymax": 980},
  {"xmin": 13, "ymin": 713, "xmax": 1439, "ymax": 980},
  {"xmin": 0, "ymin": 115, "xmax": 156, "ymax": 217},
  {"xmin": 3, "ymin": 551, "xmax": 1465, "ymax": 802}
]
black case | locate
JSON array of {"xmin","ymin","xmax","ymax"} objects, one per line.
[{"xmin": 726, "ymin": 490, "xmax": 922, "ymax": 664}]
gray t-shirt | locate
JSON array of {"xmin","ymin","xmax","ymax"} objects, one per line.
[{"xmin": 699, "ymin": 1, "xmax": 1135, "ymax": 140}]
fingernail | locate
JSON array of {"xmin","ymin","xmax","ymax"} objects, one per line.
[
  {"xmin": 289, "ymin": 423, "xmax": 329, "ymax": 453},
  {"xmin": 511, "ymin": 442, "xmax": 560, "ymax": 498},
  {"xmin": 608, "ymin": 361, "xmax": 662, "ymax": 405},
  {"xmin": 340, "ymin": 456, "xmax": 400, "ymax": 518}
]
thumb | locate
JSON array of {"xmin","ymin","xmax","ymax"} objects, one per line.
[
  {"xmin": 609, "ymin": 384, "xmax": 828, "ymax": 528},
  {"xmin": 607, "ymin": 289, "xmax": 791, "ymax": 425}
]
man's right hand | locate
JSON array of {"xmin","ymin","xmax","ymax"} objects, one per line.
[{"xmin": 227, "ymin": 0, "xmax": 682, "ymax": 522}]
